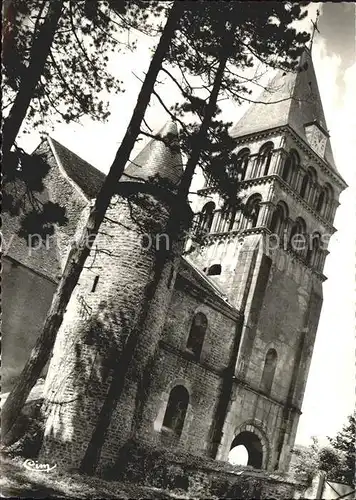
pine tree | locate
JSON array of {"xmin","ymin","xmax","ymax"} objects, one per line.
[
  {"xmin": 327, "ymin": 415, "xmax": 356, "ymax": 486},
  {"xmin": 2, "ymin": 1, "xmax": 311, "ymax": 445},
  {"xmin": 2, "ymin": 0, "xmax": 158, "ymax": 237},
  {"xmin": 1, "ymin": 0, "xmax": 184, "ymax": 443}
]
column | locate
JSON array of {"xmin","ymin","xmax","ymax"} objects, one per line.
[
  {"xmin": 246, "ymin": 154, "xmax": 258, "ymax": 179},
  {"xmin": 259, "ymin": 201, "xmax": 275, "ymax": 228},
  {"xmin": 275, "ymin": 149, "xmax": 287, "ymax": 177}
]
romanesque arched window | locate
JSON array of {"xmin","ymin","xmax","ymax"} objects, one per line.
[
  {"xmin": 236, "ymin": 148, "xmax": 250, "ymax": 181},
  {"xmin": 317, "ymin": 183, "xmax": 334, "ymax": 219},
  {"xmin": 256, "ymin": 142, "xmax": 274, "ymax": 177},
  {"xmin": 162, "ymin": 385, "xmax": 189, "ymax": 437},
  {"xmin": 300, "ymin": 173, "xmax": 310, "ymax": 199},
  {"xmin": 186, "ymin": 312, "xmax": 208, "ymax": 359},
  {"xmin": 316, "ymin": 188, "xmax": 325, "ymax": 213},
  {"xmin": 199, "ymin": 202, "xmax": 215, "ymax": 233},
  {"xmin": 270, "ymin": 202, "xmax": 288, "ymax": 239},
  {"xmin": 307, "ymin": 232, "xmax": 322, "ymax": 269},
  {"xmin": 282, "ymin": 149, "xmax": 299, "ymax": 184},
  {"xmin": 324, "ymin": 184, "xmax": 334, "ymax": 220},
  {"xmin": 300, "ymin": 167, "xmax": 317, "ymax": 202},
  {"xmin": 289, "ymin": 217, "xmax": 307, "ymax": 256},
  {"xmin": 245, "ymin": 194, "xmax": 262, "ymax": 229},
  {"xmin": 260, "ymin": 348, "xmax": 277, "ymax": 396}
]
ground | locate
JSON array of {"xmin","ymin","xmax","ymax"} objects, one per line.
[{"xmin": 0, "ymin": 455, "xmax": 190, "ymax": 499}]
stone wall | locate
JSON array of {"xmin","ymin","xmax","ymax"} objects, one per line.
[
  {"xmin": 1, "ymin": 257, "xmax": 57, "ymax": 391},
  {"xmin": 39, "ymin": 188, "xmax": 190, "ymax": 471},
  {"xmin": 107, "ymin": 441, "xmax": 307, "ymax": 499},
  {"xmin": 134, "ymin": 273, "xmax": 241, "ymax": 456}
]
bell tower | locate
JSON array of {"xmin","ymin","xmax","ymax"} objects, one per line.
[{"xmin": 188, "ymin": 49, "xmax": 347, "ymax": 470}]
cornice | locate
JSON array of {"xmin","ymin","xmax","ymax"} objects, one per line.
[
  {"xmin": 284, "ymin": 126, "xmax": 347, "ymax": 190},
  {"xmin": 233, "ymin": 376, "xmax": 302, "ymax": 414},
  {"xmin": 159, "ymin": 340, "xmax": 223, "ymax": 377},
  {"xmin": 200, "ymin": 228, "xmax": 327, "ymax": 281},
  {"xmin": 198, "ymin": 175, "xmax": 336, "ymax": 232},
  {"xmin": 270, "ymin": 175, "xmax": 336, "ymax": 232},
  {"xmin": 232, "ymin": 125, "xmax": 347, "ymax": 190}
]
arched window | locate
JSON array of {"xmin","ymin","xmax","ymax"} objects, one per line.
[
  {"xmin": 236, "ymin": 148, "xmax": 250, "ymax": 181},
  {"xmin": 300, "ymin": 168, "xmax": 317, "ymax": 202},
  {"xmin": 282, "ymin": 149, "xmax": 299, "ymax": 184},
  {"xmin": 316, "ymin": 188, "xmax": 325, "ymax": 213},
  {"xmin": 256, "ymin": 142, "xmax": 274, "ymax": 177},
  {"xmin": 324, "ymin": 184, "xmax": 334, "ymax": 220},
  {"xmin": 186, "ymin": 312, "xmax": 208, "ymax": 359},
  {"xmin": 289, "ymin": 217, "xmax": 307, "ymax": 256},
  {"xmin": 307, "ymin": 232, "xmax": 321, "ymax": 268},
  {"xmin": 260, "ymin": 348, "xmax": 277, "ymax": 396},
  {"xmin": 270, "ymin": 202, "xmax": 288, "ymax": 238},
  {"xmin": 300, "ymin": 173, "xmax": 310, "ymax": 199},
  {"xmin": 207, "ymin": 264, "xmax": 221, "ymax": 276},
  {"xmin": 162, "ymin": 385, "xmax": 189, "ymax": 437},
  {"xmin": 199, "ymin": 202, "xmax": 215, "ymax": 233},
  {"xmin": 245, "ymin": 194, "xmax": 262, "ymax": 229},
  {"xmin": 317, "ymin": 184, "xmax": 334, "ymax": 219}
]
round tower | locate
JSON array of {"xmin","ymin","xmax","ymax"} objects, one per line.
[{"xmin": 39, "ymin": 122, "xmax": 191, "ymax": 472}]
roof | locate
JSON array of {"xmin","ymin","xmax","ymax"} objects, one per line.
[
  {"xmin": 123, "ymin": 121, "xmax": 184, "ymax": 188},
  {"xmin": 2, "ymin": 181, "xmax": 62, "ymax": 282},
  {"xmin": 48, "ymin": 137, "xmax": 105, "ymax": 199},
  {"xmin": 230, "ymin": 50, "xmax": 339, "ymax": 174},
  {"xmin": 178, "ymin": 256, "xmax": 240, "ymax": 318}
]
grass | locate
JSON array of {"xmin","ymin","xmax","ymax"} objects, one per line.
[{"xmin": 0, "ymin": 455, "xmax": 190, "ymax": 499}]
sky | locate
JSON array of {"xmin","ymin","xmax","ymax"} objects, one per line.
[{"xmin": 16, "ymin": 3, "xmax": 355, "ymax": 447}]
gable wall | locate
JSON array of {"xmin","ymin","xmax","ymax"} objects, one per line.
[{"xmin": 135, "ymin": 271, "xmax": 241, "ymax": 456}]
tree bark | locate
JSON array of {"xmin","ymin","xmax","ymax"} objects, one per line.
[
  {"xmin": 1, "ymin": 0, "xmax": 183, "ymax": 442},
  {"xmin": 2, "ymin": 0, "xmax": 64, "ymax": 157}
]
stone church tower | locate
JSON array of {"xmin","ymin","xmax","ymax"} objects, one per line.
[
  {"xmin": 188, "ymin": 49, "xmax": 347, "ymax": 470},
  {"xmin": 37, "ymin": 49, "xmax": 346, "ymax": 473}
]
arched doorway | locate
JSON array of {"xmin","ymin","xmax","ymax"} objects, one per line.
[{"xmin": 229, "ymin": 431, "xmax": 263, "ymax": 469}]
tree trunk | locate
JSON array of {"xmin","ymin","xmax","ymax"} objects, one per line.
[
  {"xmin": 2, "ymin": 0, "xmax": 64, "ymax": 157},
  {"xmin": 1, "ymin": 0, "xmax": 183, "ymax": 442},
  {"xmin": 177, "ymin": 21, "xmax": 235, "ymax": 200}
]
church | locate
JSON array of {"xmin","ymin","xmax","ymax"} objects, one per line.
[{"xmin": 2, "ymin": 49, "xmax": 347, "ymax": 473}]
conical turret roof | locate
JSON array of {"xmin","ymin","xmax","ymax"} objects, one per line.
[
  {"xmin": 230, "ymin": 50, "xmax": 338, "ymax": 173},
  {"xmin": 122, "ymin": 121, "xmax": 183, "ymax": 187}
]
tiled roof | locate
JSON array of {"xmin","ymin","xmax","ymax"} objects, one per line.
[
  {"xmin": 49, "ymin": 137, "xmax": 105, "ymax": 199},
  {"xmin": 230, "ymin": 50, "xmax": 339, "ymax": 174},
  {"xmin": 179, "ymin": 256, "xmax": 240, "ymax": 317},
  {"xmin": 123, "ymin": 122, "xmax": 183, "ymax": 188}
]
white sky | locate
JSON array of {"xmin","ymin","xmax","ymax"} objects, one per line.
[{"xmin": 17, "ymin": 3, "xmax": 355, "ymax": 446}]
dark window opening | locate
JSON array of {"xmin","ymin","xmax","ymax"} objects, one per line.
[
  {"xmin": 236, "ymin": 148, "xmax": 250, "ymax": 181},
  {"xmin": 300, "ymin": 174, "xmax": 310, "ymax": 199},
  {"xmin": 207, "ymin": 264, "xmax": 222, "ymax": 276},
  {"xmin": 282, "ymin": 150, "xmax": 299, "ymax": 183},
  {"xmin": 91, "ymin": 275, "xmax": 99, "ymax": 293},
  {"xmin": 257, "ymin": 142, "xmax": 274, "ymax": 177},
  {"xmin": 199, "ymin": 202, "xmax": 216, "ymax": 233},
  {"xmin": 186, "ymin": 312, "xmax": 208, "ymax": 359},
  {"xmin": 162, "ymin": 385, "xmax": 189, "ymax": 437},
  {"xmin": 245, "ymin": 195, "xmax": 262, "ymax": 228}
]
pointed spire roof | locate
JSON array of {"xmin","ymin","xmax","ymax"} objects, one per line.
[
  {"xmin": 230, "ymin": 50, "xmax": 338, "ymax": 173},
  {"xmin": 122, "ymin": 121, "xmax": 183, "ymax": 187}
]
